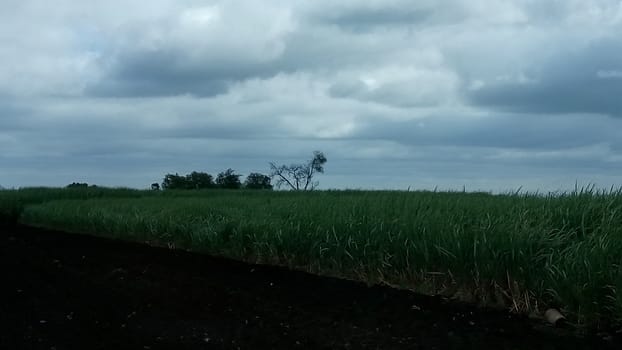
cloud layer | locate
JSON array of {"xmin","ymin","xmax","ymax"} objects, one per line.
[{"xmin": 1, "ymin": 0, "xmax": 622, "ymax": 191}]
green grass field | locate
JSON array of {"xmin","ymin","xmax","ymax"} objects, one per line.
[{"xmin": 2, "ymin": 186, "xmax": 622, "ymax": 328}]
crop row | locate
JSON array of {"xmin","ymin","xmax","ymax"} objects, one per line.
[{"xmin": 6, "ymin": 187, "xmax": 622, "ymax": 328}]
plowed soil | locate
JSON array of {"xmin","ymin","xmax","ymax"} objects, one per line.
[{"xmin": 0, "ymin": 224, "xmax": 617, "ymax": 349}]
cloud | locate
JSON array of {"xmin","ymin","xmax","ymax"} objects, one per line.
[
  {"xmin": 597, "ymin": 70, "xmax": 622, "ymax": 79},
  {"xmin": 85, "ymin": 2, "xmax": 295, "ymax": 97},
  {"xmin": 466, "ymin": 37, "xmax": 622, "ymax": 116},
  {"xmin": 2, "ymin": 0, "xmax": 622, "ymax": 192},
  {"xmin": 352, "ymin": 111, "xmax": 621, "ymax": 151},
  {"xmin": 329, "ymin": 65, "xmax": 459, "ymax": 107},
  {"xmin": 309, "ymin": 2, "xmax": 432, "ymax": 32}
]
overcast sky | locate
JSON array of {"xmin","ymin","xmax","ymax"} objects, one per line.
[{"xmin": 1, "ymin": 0, "xmax": 622, "ymax": 192}]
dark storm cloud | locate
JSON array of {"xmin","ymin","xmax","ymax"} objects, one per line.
[
  {"xmin": 87, "ymin": 69, "xmax": 229, "ymax": 98},
  {"xmin": 313, "ymin": 5, "xmax": 430, "ymax": 31},
  {"xmin": 355, "ymin": 113, "xmax": 621, "ymax": 150},
  {"xmin": 467, "ymin": 38, "xmax": 622, "ymax": 116},
  {"xmin": 87, "ymin": 49, "xmax": 285, "ymax": 98},
  {"xmin": 81, "ymin": 2, "xmax": 297, "ymax": 98}
]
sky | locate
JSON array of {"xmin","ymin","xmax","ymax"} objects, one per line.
[{"xmin": 1, "ymin": 0, "xmax": 622, "ymax": 192}]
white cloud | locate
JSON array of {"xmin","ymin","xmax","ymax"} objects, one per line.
[{"xmin": 330, "ymin": 65, "xmax": 460, "ymax": 107}]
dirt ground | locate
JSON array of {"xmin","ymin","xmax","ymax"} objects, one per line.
[{"xmin": 0, "ymin": 224, "xmax": 618, "ymax": 349}]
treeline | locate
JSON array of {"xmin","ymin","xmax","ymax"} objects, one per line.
[
  {"xmin": 62, "ymin": 151, "xmax": 325, "ymax": 191},
  {"xmin": 66, "ymin": 182, "xmax": 97, "ymax": 189},
  {"xmin": 160, "ymin": 169, "xmax": 272, "ymax": 190}
]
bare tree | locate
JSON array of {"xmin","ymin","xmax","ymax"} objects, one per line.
[{"xmin": 270, "ymin": 151, "xmax": 327, "ymax": 190}]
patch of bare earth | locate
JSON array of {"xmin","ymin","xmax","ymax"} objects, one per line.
[{"xmin": 0, "ymin": 225, "xmax": 617, "ymax": 349}]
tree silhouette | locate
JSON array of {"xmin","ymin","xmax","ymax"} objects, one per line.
[
  {"xmin": 186, "ymin": 171, "xmax": 214, "ymax": 189},
  {"xmin": 270, "ymin": 151, "xmax": 327, "ymax": 191},
  {"xmin": 216, "ymin": 168, "xmax": 242, "ymax": 189},
  {"xmin": 162, "ymin": 172, "xmax": 214, "ymax": 190},
  {"xmin": 244, "ymin": 173, "xmax": 273, "ymax": 190},
  {"xmin": 66, "ymin": 182, "xmax": 88, "ymax": 188}
]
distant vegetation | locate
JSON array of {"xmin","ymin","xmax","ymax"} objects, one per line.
[
  {"xmin": 2, "ymin": 185, "xmax": 622, "ymax": 330},
  {"xmin": 161, "ymin": 169, "xmax": 269, "ymax": 190},
  {"xmin": 216, "ymin": 168, "xmax": 242, "ymax": 189},
  {"xmin": 244, "ymin": 173, "xmax": 273, "ymax": 190},
  {"xmin": 162, "ymin": 171, "xmax": 216, "ymax": 190},
  {"xmin": 66, "ymin": 182, "xmax": 91, "ymax": 188},
  {"xmin": 159, "ymin": 150, "xmax": 326, "ymax": 191},
  {"xmin": 0, "ymin": 186, "xmax": 144, "ymax": 225}
]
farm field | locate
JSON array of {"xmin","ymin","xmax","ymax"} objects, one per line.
[
  {"xmin": 1, "ymin": 223, "xmax": 614, "ymax": 349},
  {"xmin": 2, "ymin": 186, "xmax": 622, "ymax": 346}
]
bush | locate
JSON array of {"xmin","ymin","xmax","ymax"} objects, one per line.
[{"xmin": 244, "ymin": 173, "xmax": 273, "ymax": 190}]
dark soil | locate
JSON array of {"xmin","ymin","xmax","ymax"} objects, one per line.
[{"xmin": 0, "ymin": 224, "xmax": 618, "ymax": 349}]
